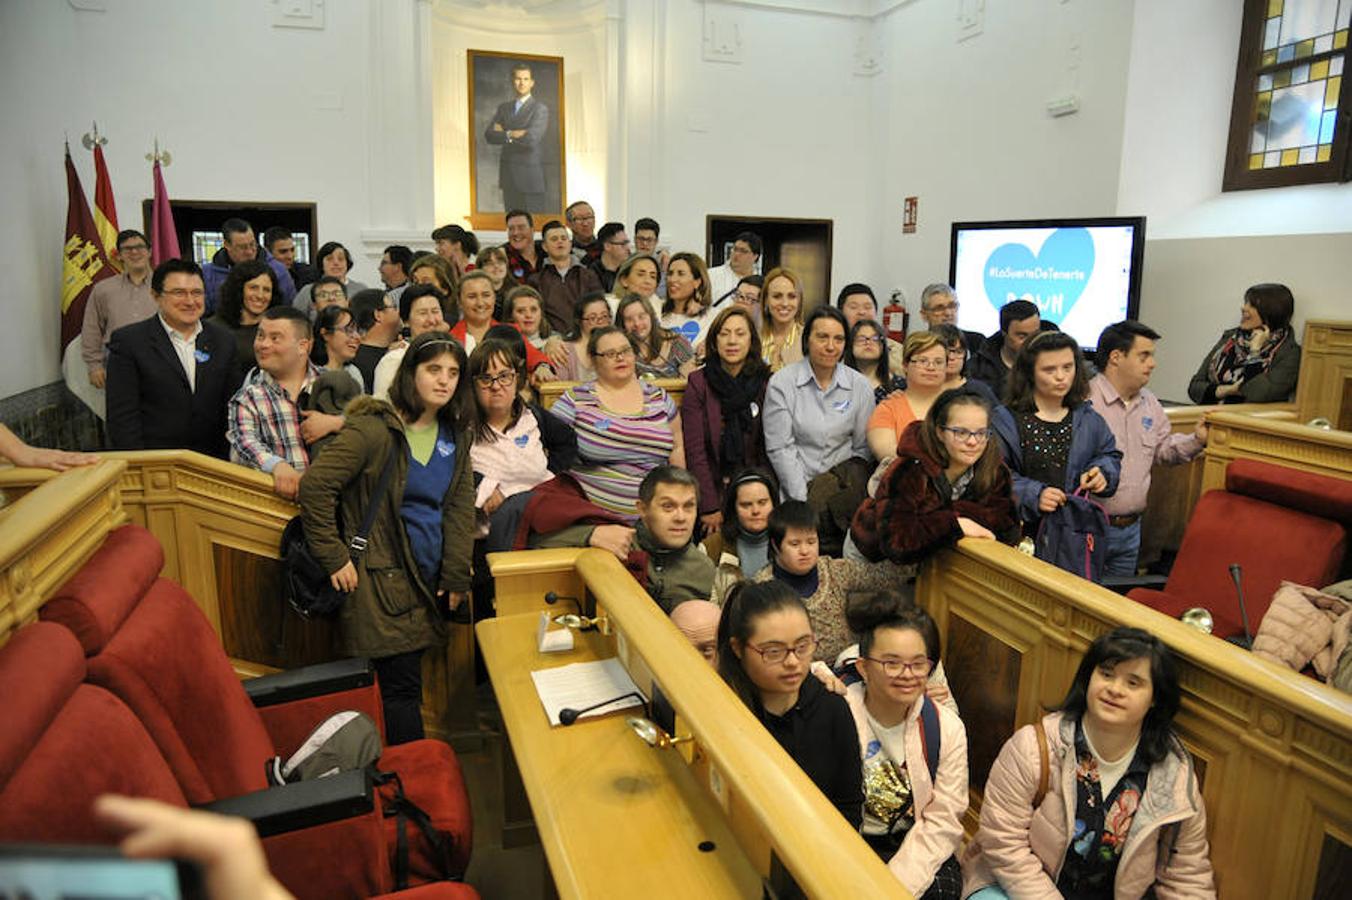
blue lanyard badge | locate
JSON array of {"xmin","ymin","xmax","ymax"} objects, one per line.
[
  {"xmin": 193, "ymin": 349, "xmax": 210, "ymax": 364},
  {"xmin": 832, "ymin": 398, "xmax": 851, "ymax": 413},
  {"xmin": 514, "ymin": 434, "xmax": 530, "ymax": 448},
  {"xmin": 1141, "ymin": 416, "xmax": 1153, "ymax": 430},
  {"xmin": 435, "ymin": 439, "xmax": 454, "ymax": 458}
]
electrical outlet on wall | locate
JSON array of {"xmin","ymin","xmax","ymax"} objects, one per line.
[{"xmin": 272, "ymin": 0, "xmax": 325, "ymax": 30}]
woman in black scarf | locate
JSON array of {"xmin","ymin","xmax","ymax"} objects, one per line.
[
  {"xmin": 681, "ymin": 306, "xmax": 772, "ymax": 532},
  {"xmin": 1188, "ymin": 283, "xmax": 1301, "ymax": 404}
]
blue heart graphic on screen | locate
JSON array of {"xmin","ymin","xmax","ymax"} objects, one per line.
[
  {"xmin": 981, "ymin": 228, "xmax": 1095, "ymax": 324},
  {"xmin": 676, "ymin": 321, "xmax": 700, "ymax": 343}
]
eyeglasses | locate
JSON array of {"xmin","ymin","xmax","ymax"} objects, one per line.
[
  {"xmin": 595, "ymin": 346, "xmax": 636, "ymax": 362},
  {"xmin": 946, "ymin": 347, "xmax": 966, "ymax": 358},
  {"xmin": 314, "ymin": 291, "xmax": 346, "ymax": 302},
  {"xmin": 939, "ymin": 426, "xmax": 993, "ymax": 443},
  {"xmin": 161, "ymin": 288, "xmax": 205, "ymax": 300},
  {"xmin": 925, "ymin": 301, "xmax": 958, "ymax": 314},
  {"xmin": 864, "ymin": 657, "xmax": 933, "ymax": 677},
  {"xmin": 325, "ymin": 324, "xmax": 360, "ymax": 337},
  {"xmin": 746, "ymin": 636, "xmax": 818, "ymax": 665},
  {"xmin": 474, "ymin": 371, "xmax": 517, "ymax": 389},
  {"xmin": 581, "ymin": 314, "xmax": 612, "ymax": 325},
  {"xmin": 853, "ymin": 335, "xmax": 884, "ymax": 346},
  {"xmin": 734, "ymin": 292, "xmax": 760, "ymax": 304},
  {"xmin": 908, "ymin": 357, "xmax": 946, "ymax": 369}
]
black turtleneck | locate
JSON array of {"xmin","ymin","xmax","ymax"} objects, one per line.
[{"xmin": 772, "ymin": 560, "xmax": 820, "ymax": 598}]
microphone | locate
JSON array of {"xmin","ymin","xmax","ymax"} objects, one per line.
[
  {"xmin": 1228, "ymin": 563, "xmax": 1254, "ymax": 650},
  {"xmin": 544, "ymin": 592, "xmax": 583, "ymax": 616},
  {"xmin": 559, "ymin": 691, "xmax": 647, "ymax": 726}
]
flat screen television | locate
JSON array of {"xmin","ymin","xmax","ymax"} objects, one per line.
[{"xmin": 948, "ymin": 216, "xmax": 1146, "ymax": 349}]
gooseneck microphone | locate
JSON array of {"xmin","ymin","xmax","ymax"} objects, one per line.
[
  {"xmin": 544, "ymin": 592, "xmax": 582, "ymax": 615},
  {"xmin": 1228, "ymin": 563, "xmax": 1254, "ymax": 649},
  {"xmin": 559, "ymin": 691, "xmax": 648, "ymax": 726}
]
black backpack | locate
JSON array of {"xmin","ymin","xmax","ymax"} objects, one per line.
[{"xmin": 282, "ymin": 452, "xmax": 397, "ymax": 619}]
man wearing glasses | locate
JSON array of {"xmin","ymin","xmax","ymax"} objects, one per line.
[
  {"xmin": 917, "ymin": 283, "xmax": 983, "ymax": 358},
  {"xmin": 80, "ymin": 230, "xmax": 157, "ymax": 390},
  {"xmin": 587, "ymin": 222, "xmax": 631, "ymax": 293},
  {"xmin": 565, "ymin": 201, "xmax": 600, "ymax": 264},
  {"xmin": 106, "ymin": 258, "xmax": 241, "ymax": 458},
  {"xmin": 707, "ymin": 231, "xmax": 762, "ymax": 308}
]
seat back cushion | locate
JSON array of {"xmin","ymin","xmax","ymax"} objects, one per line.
[
  {"xmin": 1166, "ymin": 491, "xmax": 1347, "ymax": 629},
  {"xmin": 0, "ymin": 624, "xmax": 186, "ymax": 844},
  {"xmin": 41, "ymin": 524, "xmax": 165, "ymax": 655},
  {"xmin": 86, "ymin": 578, "xmax": 276, "ymax": 803},
  {"xmin": 1226, "ymin": 459, "xmax": 1352, "ymax": 524}
]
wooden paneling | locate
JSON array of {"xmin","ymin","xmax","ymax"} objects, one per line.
[
  {"xmin": 537, "ymin": 378, "xmax": 685, "ymax": 411},
  {"xmin": 1296, "ymin": 319, "xmax": 1352, "ymax": 425},
  {"xmin": 212, "ymin": 544, "xmax": 339, "ymax": 669},
  {"xmin": 945, "ymin": 613, "xmax": 1021, "ymax": 792},
  {"xmin": 487, "ymin": 548, "xmax": 587, "ymax": 618},
  {"xmin": 1201, "ymin": 411, "xmax": 1352, "ymax": 493},
  {"xmin": 919, "ymin": 537, "xmax": 1352, "ymax": 900},
  {"xmin": 1138, "ymin": 402, "xmax": 1296, "ymax": 567}
]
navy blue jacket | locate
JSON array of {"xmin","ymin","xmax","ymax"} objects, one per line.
[{"xmin": 991, "ymin": 402, "xmax": 1121, "ymax": 522}]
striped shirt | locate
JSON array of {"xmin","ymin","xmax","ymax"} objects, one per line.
[
  {"xmin": 227, "ymin": 363, "xmax": 320, "ymax": 473},
  {"xmin": 550, "ymin": 381, "xmax": 677, "ymax": 520}
]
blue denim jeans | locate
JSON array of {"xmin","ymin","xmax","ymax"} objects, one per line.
[{"xmin": 1102, "ymin": 519, "xmax": 1142, "ymax": 578}]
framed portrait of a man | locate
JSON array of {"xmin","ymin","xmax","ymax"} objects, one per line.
[{"xmin": 467, "ymin": 50, "xmax": 566, "ymax": 230}]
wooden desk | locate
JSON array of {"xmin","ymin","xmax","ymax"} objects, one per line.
[
  {"xmin": 476, "ymin": 613, "xmax": 762, "ymax": 899},
  {"xmin": 488, "ymin": 548, "xmax": 587, "ymax": 618}
]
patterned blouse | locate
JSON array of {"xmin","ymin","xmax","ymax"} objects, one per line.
[
  {"xmin": 550, "ymin": 380, "xmax": 677, "ymax": 521},
  {"xmin": 1056, "ymin": 720, "xmax": 1151, "ymax": 898},
  {"xmin": 636, "ymin": 333, "xmax": 695, "ymax": 379}
]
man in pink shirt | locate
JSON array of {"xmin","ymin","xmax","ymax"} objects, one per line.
[
  {"xmin": 80, "ymin": 230, "xmax": 157, "ymax": 389},
  {"xmin": 1088, "ymin": 321, "xmax": 1209, "ymax": 577}
]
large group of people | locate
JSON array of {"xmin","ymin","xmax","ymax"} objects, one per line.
[{"xmin": 52, "ymin": 204, "xmax": 1305, "ymax": 898}]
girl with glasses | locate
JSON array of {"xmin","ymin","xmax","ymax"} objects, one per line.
[
  {"xmin": 716, "ymin": 579, "xmax": 863, "ymax": 829},
  {"xmin": 928, "ymin": 324, "xmax": 998, "ymax": 406},
  {"xmin": 962, "ymin": 627, "xmax": 1215, "ymax": 899},
  {"xmin": 845, "ymin": 596, "xmax": 967, "ymax": 899},
  {"xmin": 845, "ymin": 319, "xmax": 907, "ymax": 403},
  {"xmin": 851, "ymin": 388, "xmax": 1019, "ymax": 565},
  {"xmin": 548, "ymin": 292, "xmax": 613, "ymax": 381},
  {"xmin": 467, "ymin": 337, "xmax": 577, "ymax": 552},
  {"xmin": 314, "ymin": 305, "xmax": 365, "ymax": 391},
  {"xmin": 867, "ymin": 331, "xmax": 951, "ymax": 465}
]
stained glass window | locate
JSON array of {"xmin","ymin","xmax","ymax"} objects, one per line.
[{"xmin": 1227, "ymin": 0, "xmax": 1352, "ymax": 189}]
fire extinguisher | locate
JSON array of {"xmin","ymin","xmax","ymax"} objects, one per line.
[{"xmin": 883, "ymin": 289, "xmax": 909, "ymax": 344}]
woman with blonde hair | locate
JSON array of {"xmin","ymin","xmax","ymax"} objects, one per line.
[
  {"xmin": 867, "ymin": 331, "xmax": 950, "ymax": 463},
  {"xmin": 759, "ymin": 266, "xmax": 805, "ymax": 373}
]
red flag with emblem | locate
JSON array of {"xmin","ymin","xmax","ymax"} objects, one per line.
[
  {"xmin": 62, "ymin": 144, "xmax": 114, "ymax": 349},
  {"xmin": 92, "ymin": 142, "xmax": 122, "ymax": 271}
]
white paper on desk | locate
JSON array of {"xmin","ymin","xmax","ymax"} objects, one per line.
[{"xmin": 530, "ymin": 658, "xmax": 645, "ymax": 727}]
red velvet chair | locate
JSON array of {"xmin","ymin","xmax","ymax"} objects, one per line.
[
  {"xmin": 0, "ymin": 622, "xmax": 394, "ymax": 899},
  {"xmin": 1129, "ymin": 460, "xmax": 1352, "ymax": 639},
  {"xmin": 40, "ymin": 524, "xmax": 473, "ymax": 888}
]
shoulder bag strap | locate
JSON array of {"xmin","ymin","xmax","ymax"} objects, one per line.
[
  {"xmin": 1033, "ymin": 718, "xmax": 1050, "ymax": 809},
  {"xmin": 348, "ymin": 446, "xmax": 399, "ymax": 557}
]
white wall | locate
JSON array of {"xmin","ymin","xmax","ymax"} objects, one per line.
[
  {"xmin": 870, "ymin": 0, "xmax": 1137, "ymax": 312},
  {"xmin": 0, "ymin": 0, "xmax": 432, "ymax": 397},
  {"xmin": 1118, "ymin": 0, "xmax": 1352, "ymax": 399}
]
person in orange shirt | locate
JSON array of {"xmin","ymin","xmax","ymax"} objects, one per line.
[{"xmin": 867, "ymin": 331, "xmax": 950, "ymax": 463}]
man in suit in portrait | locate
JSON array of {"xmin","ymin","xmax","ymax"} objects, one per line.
[
  {"xmin": 106, "ymin": 257, "xmax": 242, "ymax": 459},
  {"xmin": 485, "ymin": 61, "xmax": 550, "ymax": 213}
]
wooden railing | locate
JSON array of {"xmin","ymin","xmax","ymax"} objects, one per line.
[
  {"xmin": 0, "ymin": 452, "xmax": 474, "ymax": 742},
  {"xmin": 1201, "ymin": 410, "xmax": 1352, "ymax": 491},
  {"xmin": 919, "ymin": 538, "xmax": 1352, "ymax": 900},
  {"xmin": 527, "ymin": 548, "xmax": 908, "ymax": 898}
]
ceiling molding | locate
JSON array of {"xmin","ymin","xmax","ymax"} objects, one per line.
[{"xmin": 430, "ymin": 0, "xmax": 612, "ymax": 34}]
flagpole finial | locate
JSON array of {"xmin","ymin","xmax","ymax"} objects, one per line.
[
  {"xmin": 144, "ymin": 137, "xmax": 172, "ymax": 166},
  {"xmin": 81, "ymin": 121, "xmax": 108, "ymax": 151}
]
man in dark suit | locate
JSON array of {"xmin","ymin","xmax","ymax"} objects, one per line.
[
  {"xmin": 106, "ymin": 258, "xmax": 242, "ymax": 459},
  {"xmin": 484, "ymin": 61, "xmax": 549, "ymax": 212}
]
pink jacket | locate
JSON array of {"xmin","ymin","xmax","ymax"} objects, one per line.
[
  {"xmin": 961, "ymin": 712, "xmax": 1215, "ymax": 900},
  {"xmin": 845, "ymin": 683, "xmax": 968, "ymax": 897}
]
